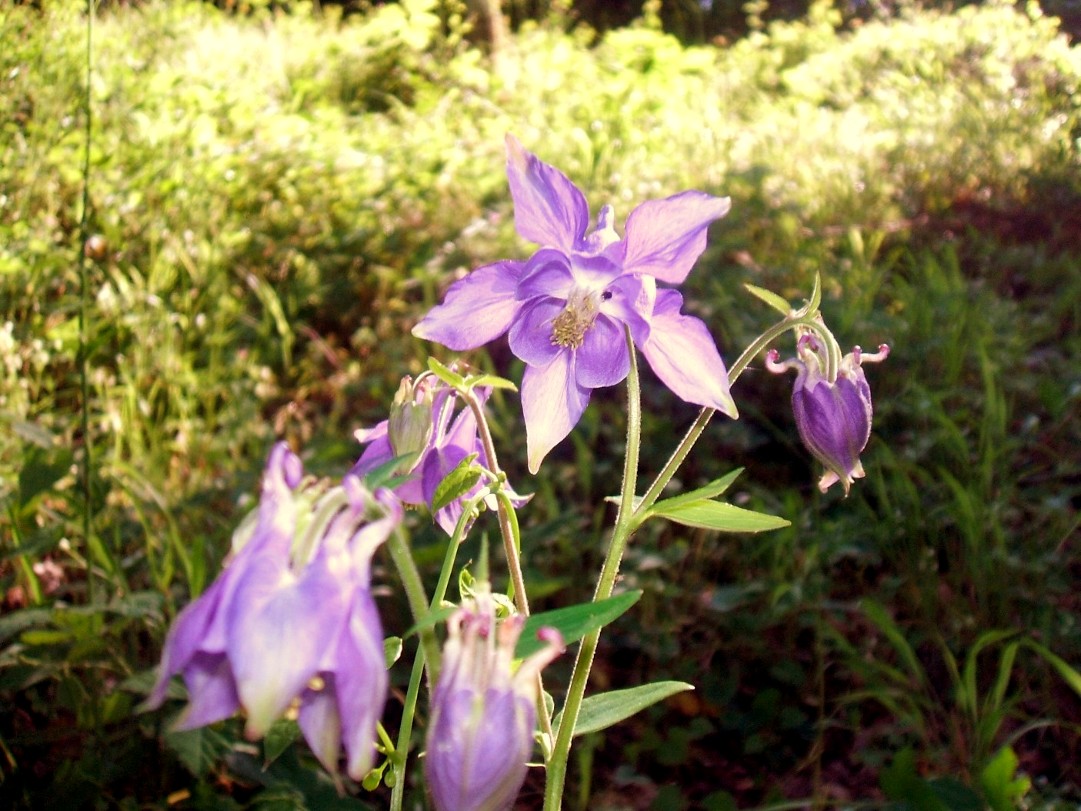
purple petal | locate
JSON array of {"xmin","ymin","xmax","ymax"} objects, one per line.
[
  {"xmin": 350, "ymin": 424, "xmax": 392, "ymax": 477},
  {"xmin": 638, "ymin": 290, "xmax": 738, "ymax": 417},
  {"xmin": 226, "ymin": 556, "xmax": 345, "ymax": 737},
  {"xmin": 508, "ymin": 298, "xmax": 564, "ymax": 369},
  {"xmin": 297, "ymin": 678, "xmax": 343, "ymax": 774},
  {"xmin": 334, "ymin": 591, "xmax": 389, "ymax": 780},
  {"xmin": 516, "ymin": 249, "xmax": 575, "ymax": 301},
  {"xmin": 621, "ymin": 191, "xmax": 731, "ymax": 284},
  {"xmin": 506, "ymin": 135, "xmax": 589, "ymax": 251},
  {"xmin": 172, "ymin": 652, "xmax": 241, "ymax": 730},
  {"xmin": 413, "ymin": 261, "xmax": 524, "ymax": 350},
  {"xmin": 521, "ymin": 355, "xmax": 591, "ymax": 474},
  {"xmin": 600, "ymin": 273, "xmax": 656, "ymax": 346},
  {"xmin": 575, "ymin": 315, "xmax": 630, "ymax": 389}
]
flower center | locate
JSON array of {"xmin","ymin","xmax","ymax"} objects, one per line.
[{"xmin": 550, "ymin": 288, "xmax": 601, "ymax": 349}]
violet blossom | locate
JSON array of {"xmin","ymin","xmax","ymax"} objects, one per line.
[
  {"xmin": 424, "ymin": 589, "xmax": 563, "ymax": 811},
  {"xmin": 352, "ymin": 374, "xmax": 524, "ymax": 535},
  {"xmin": 413, "ymin": 135, "xmax": 738, "ymax": 472},
  {"xmin": 767, "ymin": 335, "xmax": 890, "ymax": 494},
  {"xmin": 145, "ymin": 443, "xmax": 397, "ymax": 781}
]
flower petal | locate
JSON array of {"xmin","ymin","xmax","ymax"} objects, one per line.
[
  {"xmin": 521, "ymin": 355, "xmax": 591, "ymax": 474},
  {"xmin": 506, "ymin": 134, "xmax": 589, "ymax": 251},
  {"xmin": 516, "ymin": 248, "xmax": 575, "ymax": 302},
  {"xmin": 173, "ymin": 652, "xmax": 241, "ymax": 730},
  {"xmin": 508, "ymin": 298, "xmax": 564, "ymax": 369},
  {"xmin": 333, "ymin": 591, "xmax": 388, "ymax": 781},
  {"xmin": 621, "ymin": 191, "xmax": 731, "ymax": 284},
  {"xmin": 600, "ymin": 273, "xmax": 656, "ymax": 346},
  {"xmin": 413, "ymin": 261, "xmax": 524, "ymax": 350},
  {"xmin": 575, "ymin": 315, "xmax": 630, "ymax": 389},
  {"xmin": 226, "ymin": 556, "xmax": 345, "ymax": 738},
  {"xmin": 638, "ymin": 290, "xmax": 738, "ymax": 417}
]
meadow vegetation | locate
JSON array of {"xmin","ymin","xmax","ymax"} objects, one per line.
[{"xmin": 1, "ymin": 0, "xmax": 1079, "ymax": 807}]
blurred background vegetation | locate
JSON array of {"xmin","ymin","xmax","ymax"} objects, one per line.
[{"xmin": 1, "ymin": 0, "xmax": 1080, "ymax": 808}]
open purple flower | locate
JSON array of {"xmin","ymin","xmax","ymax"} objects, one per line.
[
  {"xmin": 352, "ymin": 374, "xmax": 524, "ymax": 535},
  {"xmin": 413, "ymin": 135, "xmax": 738, "ymax": 472},
  {"xmin": 424, "ymin": 589, "xmax": 563, "ymax": 811},
  {"xmin": 145, "ymin": 443, "xmax": 398, "ymax": 781},
  {"xmin": 767, "ymin": 336, "xmax": 890, "ymax": 494}
]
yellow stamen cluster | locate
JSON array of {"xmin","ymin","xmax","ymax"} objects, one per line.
[{"xmin": 550, "ymin": 289, "xmax": 600, "ymax": 349}]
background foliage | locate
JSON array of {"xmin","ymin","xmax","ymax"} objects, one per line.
[{"xmin": 1, "ymin": 0, "xmax": 1079, "ymax": 807}]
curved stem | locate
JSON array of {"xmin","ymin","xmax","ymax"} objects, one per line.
[
  {"xmin": 543, "ymin": 327, "xmax": 641, "ymax": 810},
  {"xmin": 636, "ymin": 313, "xmax": 824, "ymax": 515}
]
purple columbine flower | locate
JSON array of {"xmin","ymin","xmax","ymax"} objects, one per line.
[
  {"xmin": 352, "ymin": 374, "xmax": 525, "ymax": 535},
  {"xmin": 425, "ymin": 590, "xmax": 563, "ymax": 811},
  {"xmin": 145, "ymin": 442, "xmax": 398, "ymax": 781},
  {"xmin": 413, "ymin": 135, "xmax": 738, "ymax": 472},
  {"xmin": 767, "ymin": 336, "xmax": 890, "ymax": 494}
]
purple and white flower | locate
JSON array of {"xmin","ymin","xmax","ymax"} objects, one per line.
[
  {"xmin": 146, "ymin": 443, "xmax": 397, "ymax": 780},
  {"xmin": 413, "ymin": 135, "xmax": 738, "ymax": 472},
  {"xmin": 424, "ymin": 590, "xmax": 563, "ymax": 811},
  {"xmin": 767, "ymin": 335, "xmax": 890, "ymax": 494},
  {"xmin": 352, "ymin": 374, "xmax": 525, "ymax": 535}
]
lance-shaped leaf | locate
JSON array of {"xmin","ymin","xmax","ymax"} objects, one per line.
[
  {"xmin": 429, "ymin": 454, "xmax": 483, "ymax": 512},
  {"xmin": 648, "ymin": 498, "xmax": 789, "ymax": 533},
  {"xmin": 515, "ymin": 591, "xmax": 641, "ymax": 659},
  {"xmin": 553, "ymin": 681, "xmax": 694, "ymax": 737}
]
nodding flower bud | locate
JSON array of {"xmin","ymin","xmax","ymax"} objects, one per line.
[
  {"xmin": 387, "ymin": 375, "xmax": 435, "ymax": 472},
  {"xmin": 425, "ymin": 590, "xmax": 564, "ymax": 811},
  {"xmin": 767, "ymin": 334, "xmax": 890, "ymax": 495}
]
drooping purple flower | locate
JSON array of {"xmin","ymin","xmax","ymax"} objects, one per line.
[
  {"xmin": 767, "ymin": 336, "xmax": 890, "ymax": 494},
  {"xmin": 413, "ymin": 135, "xmax": 738, "ymax": 473},
  {"xmin": 424, "ymin": 590, "xmax": 563, "ymax": 811},
  {"xmin": 352, "ymin": 374, "xmax": 525, "ymax": 535},
  {"xmin": 145, "ymin": 442, "xmax": 398, "ymax": 781}
]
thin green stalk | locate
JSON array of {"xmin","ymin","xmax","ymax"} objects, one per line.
[
  {"xmin": 543, "ymin": 327, "xmax": 641, "ymax": 810},
  {"xmin": 386, "ymin": 527, "xmax": 441, "ymax": 681},
  {"xmin": 77, "ymin": 0, "xmax": 96, "ymax": 603},
  {"xmin": 389, "ymin": 494, "xmax": 481, "ymax": 811},
  {"xmin": 461, "ymin": 387, "xmax": 530, "ymax": 616},
  {"xmin": 636, "ymin": 313, "xmax": 826, "ymax": 515}
]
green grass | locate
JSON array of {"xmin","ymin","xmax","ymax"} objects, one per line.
[{"xmin": 1, "ymin": 0, "xmax": 1080, "ymax": 807}]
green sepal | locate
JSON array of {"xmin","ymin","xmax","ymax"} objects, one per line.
[{"xmin": 263, "ymin": 718, "xmax": 301, "ymax": 766}]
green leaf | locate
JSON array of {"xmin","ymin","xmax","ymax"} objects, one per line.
[
  {"xmin": 553, "ymin": 681, "xmax": 694, "ymax": 738},
  {"xmin": 427, "ymin": 357, "xmax": 466, "ymax": 388},
  {"xmin": 430, "ymin": 454, "xmax": 482, "ymax": 512},
  {"xmin": 928, "ymin": 778, "xmax": 984, "ymax": 811},
  {"xmin": 861, "ymin": 598, "xmax": 927, "ymax": 688},
  {"xmin": 743, "ymin": 283, "xmax": 792, "ymax": 315},
  {"xmin": 646, "ymin": 469, "xmax": 744, "ymax": 516},
  {"xmin": 881, "ymin": 747, "xmax": 950, "ymax": 811},
  {"xmin": 466, "ymin": 373, "xmax": 518, "ymax": 392},
  {"xmin": 647, "ymin": 499, "xmax": 789, "ymax": 533},
  {"xmin": 360, "ymin": 453, "xmax": 418, "ymax": 491},
  {"xmin": 515, "ymin": 591, "xmax": 642, "ymax": 659},
  {"xmin": 1021, "ymin": 638, "xmax": 1081, "ymax": 698},
  {"xmin": 979, "ymin": 746, "xmax": 1030, "ymax": 811},
  {"xmin": 383, "ymin": 636, "xmax": 403, "ymax": 669},
  {"xmin": 263, "ymin": 718, "xmax": 301, "ymax": 766}
]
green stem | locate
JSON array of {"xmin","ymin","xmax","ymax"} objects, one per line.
[
  {"xmin": 543, "ymin": 327, "xmax": 641, "ymax": 810},
  {"xmin": 386, "ymin": 527, "xmax": 441, "ymax": 681},
  {"xmin": 77, "ymin": 0, "xmax": 96, "ymax": 604},
  {"xmin": 389, "ymin": 495, "xmax": 482, "ymax": 811},
  {"xmin": 461, "ymin": 387, "xmax": 531, "ymax": 616},
  {"xmin": 636, "ymin": 313, "xmax": 824, "ymax": 515}
]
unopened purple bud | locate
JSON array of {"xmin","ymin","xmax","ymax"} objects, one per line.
[
  {"xmin": 425, "ymin": 594, "xmax": 563, "ymax": 811},
  {"xmin": 767, "ymin": 340, "xmax": 889, "ymax": 494}
]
